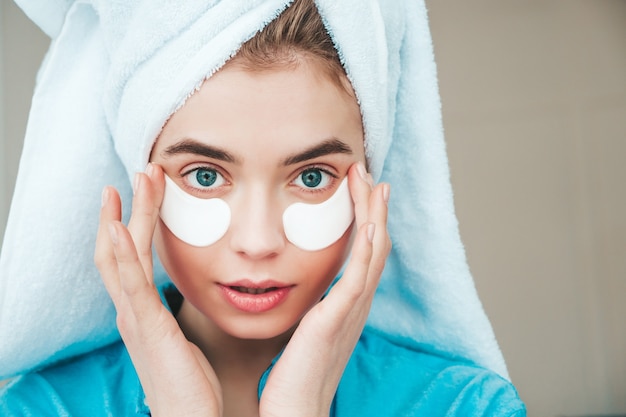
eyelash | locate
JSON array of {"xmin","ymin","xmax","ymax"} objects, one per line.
[
  {"xmin": 178, "ymin": 164, "xmax": 339, "ymax": 195},
  {"xmin": 291, "ymin": 165, "xmax": 338, "ymax": 194},
  {"xmin": 180, "ymin": 164, "xmax": 229, "ymax": 194}
]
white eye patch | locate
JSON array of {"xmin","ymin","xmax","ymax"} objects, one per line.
[
  {"xmin": 159, "ymin": 176, "xmax": 354, "ymax": 251},
  {"xmin": 282, "ymin": 178, "xmax": 354, "ymax": 251},
  {"xmin": 160, "ymin": 175, "xmax": 231, "ymax": 247}
]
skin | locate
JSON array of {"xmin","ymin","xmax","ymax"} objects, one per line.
[{"xmin": 95, "ymin": 57, "xmax": 391, "ymax": 417}]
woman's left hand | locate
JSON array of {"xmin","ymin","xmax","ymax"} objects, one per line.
[{"xmin": 259, "ymin": 162, "xmax": 391, "ymax": 417}]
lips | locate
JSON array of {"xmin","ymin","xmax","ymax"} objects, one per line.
[{"xmin": 218, "ymin": 280, "xmax": 292, "ymax": 313}]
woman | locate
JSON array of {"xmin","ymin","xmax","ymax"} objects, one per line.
[{"xmin": 0, "ymin": 0, "xmax": 525, "ymax": 415}]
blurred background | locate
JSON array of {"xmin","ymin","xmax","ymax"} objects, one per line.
[{"xmin": 1, "ymin": 1, "xmax": 624, "ymax": 416}]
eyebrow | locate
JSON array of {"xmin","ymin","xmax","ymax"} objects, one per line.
[
  {"xmin": 162, "ymin": 139, "xmax": 239, "ymax": 163},
  {"xmin": 281, "ymin": 138, "xmax": 353, "ymax": 166},
  {"xmin": 161, "ymin": 137, "xmax": 353, "ymax": 165}
]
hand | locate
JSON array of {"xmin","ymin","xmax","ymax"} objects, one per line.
[
  {"xmin": 94, "ymin": 163, "xmax": 223, "ymax": 417},
  {"xmin": 259, "ymin": 162, "xmax": 391, "ymax": 417}
]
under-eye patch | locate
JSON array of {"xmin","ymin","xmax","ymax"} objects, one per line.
[
  {"xmin": 160, "ymin": 175, "xmax": 231, "ymax": 247},
  {"xmin": 282, "ymin": 178, "xmax": 354, "ymax": 251},
  {"xmin": 159, "ymin": 176, "xmax": 354, "ymax": 251}
]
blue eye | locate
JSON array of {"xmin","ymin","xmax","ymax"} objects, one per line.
[
  {"xmin": 294, "ymin": 168, "xmax": 331, "ymax": 190},
  {"xmin": 186, "ymin": 167, "xmax": 225, "ymax": 189},
  {"xmin": 196, "ymin": 169, "xmax": 217, "ymax": 186}
]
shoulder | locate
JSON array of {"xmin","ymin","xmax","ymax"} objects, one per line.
[
  {"xmin": 335, "ymin": 327, "xmax": 526, "ymax": 417},
  {"xmin": 0, "ymin": 341, "xmax": 149, "ymax": 416}
]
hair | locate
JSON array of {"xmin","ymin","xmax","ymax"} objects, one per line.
[{"xmin": 231, "ymin": 0, "xmax": 353, "ymax": 96}]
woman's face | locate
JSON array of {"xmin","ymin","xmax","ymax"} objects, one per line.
[{"xmin": 150, "ymin": 58, "xmax": 365, "ymax": 340}]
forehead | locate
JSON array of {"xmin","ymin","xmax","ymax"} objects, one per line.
[{"xmin": 152, "ymin": 59, "xmax": 364, "ymax": 159}]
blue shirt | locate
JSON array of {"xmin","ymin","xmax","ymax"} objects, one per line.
[{"xmin": 0, "ymin": 328, "xmax": 525, "ymax": 416}]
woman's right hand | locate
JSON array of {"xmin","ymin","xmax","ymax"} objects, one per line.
[{"xmin": 94, "ymin": 163, "xmax": 223, "ymax": 417}]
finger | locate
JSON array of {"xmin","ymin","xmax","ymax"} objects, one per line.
[
  {"xmin": 324, "ymin": 163, "xmax": 377, "ymax": 306},
  {"xmin": 364, "ymin": 183, "xmax": 391, "ymax": 291},
  {"xmin": 94, "ymin": 186, "xmax": 123, "ymax": 303},
  {"xmin": 108, "ymin": 220, "xmax": 163, "ymax": 324},
  {"xmin": 348, "ymin": 162, "xmax": 373, "ymax": 229},
  {"xmin": 327, "ymin": 221, "xmax": 375, "ymax": 307},
  {"xmin": 149, "ymin": 163, "xmax": 166, "ymax": 203},
  {"xmin": 126, "ymin": 163, "xmax": 164, "ymax": 276},
  {"xmin": 331, "ymin": 183, "xmax": 390, "ymax": 308}
]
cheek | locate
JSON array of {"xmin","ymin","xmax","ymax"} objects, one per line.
[
  {"xmin": 333, "ymin": 224, "xmax": 354, "ymax": 266},
  {"xmin": 154, "ymin": 222, "xmax": 175, "ymax": 271},
  {"xmin": 154, "ymin": 222, "xmax": 205, "ymax": 285},
  {"xmin": 297, "ymin": 223, "xmax": 354, "ymax": 287},
  {"xmin": 154, "ymin": 219, "xmax": 354, "ymax": 292}
]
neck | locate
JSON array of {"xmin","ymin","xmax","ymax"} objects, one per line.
[
  {"xmin": 176, "ymin": 299, "xmax": 293, "ymax": 417},
  {"xmin": 177, "ymin": 299, "xmax": 292, "ymax": 370}
]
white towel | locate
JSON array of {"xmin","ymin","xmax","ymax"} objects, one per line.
[{"xmin": 0, "ymin": 0, "xmax": 508, "ymax": 380}]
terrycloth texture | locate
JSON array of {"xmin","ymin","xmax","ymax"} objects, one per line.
[{"xmin": 0, "ymin": 0, "xmax": 509, "ymax": 380}]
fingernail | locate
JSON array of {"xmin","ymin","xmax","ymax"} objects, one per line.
[
  {"xmin": 383, "ymin": 183, "xmax": 390, "ymax": 203},
  {"xmin": 101, "ymin": 187, "xmax": 109, "ymax": 207},
  {"xmin": 367, "ymin": 223, "xmax": 376, "ymax": 243},
  {"xmin": 133, "ymin": 173, "xmax": 141, "ymax": 195},
  {"xmin": 108, "ymin": 223, "xmax": 119, "ymax": 246},
  {"xmin": 356, "ymin": 162, "xmax": 367, "ymax": 182},
  {"xmin": 145, "ymin": 163, "xmax": 154, "ymax": 177}
]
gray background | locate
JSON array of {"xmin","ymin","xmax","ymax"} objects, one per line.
[{"xmin": 1, "ymin": 1, "xmax": 625, "ymax": 416}]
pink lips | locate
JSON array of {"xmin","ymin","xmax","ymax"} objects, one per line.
[{"xmin": 218, "ymin": 280, "xmax": 292, "ymax": 313}]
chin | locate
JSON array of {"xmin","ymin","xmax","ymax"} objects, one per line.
[{"xmin": 224, "ymin": 316, "xmax": 300, "ymax": 341}]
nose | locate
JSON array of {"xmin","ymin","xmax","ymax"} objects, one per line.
[{"xmin": 228, "ymin": 186, "xmax": 286, "ymax": 260}]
